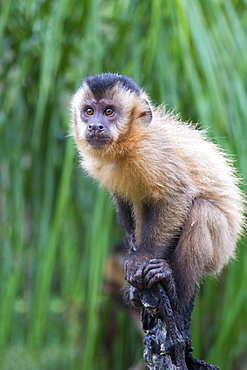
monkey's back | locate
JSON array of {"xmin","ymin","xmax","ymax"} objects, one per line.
[{"xmin": 148, "ymin": 110, "xmax": 245, "ymax": 239}]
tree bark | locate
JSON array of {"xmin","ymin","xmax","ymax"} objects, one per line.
[{"xmin": 140, "ymin": 284, "xmax": 219, "ymax": 370}]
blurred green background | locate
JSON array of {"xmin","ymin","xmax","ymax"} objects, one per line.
[{"xmin": 1, "ymin": 0, "xmax": 247, "ymax": 369}]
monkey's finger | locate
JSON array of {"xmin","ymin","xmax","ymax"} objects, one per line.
[
  {"xmin": 124, "ymin": 262, "xmax": 143, "ymax": 280},
  {"xmin": 148, "ymin": 259, "xmax": 167, "ymax": 265},
  {"xmin": 145, "ymin": 270, "xmax": 170, "ymax": 289},
  {"xmin": 128, "ymin": 279, "xmax": 145, "ymax": 291},
  {"xmin": 124, "ymin": 265, "xmax": 145, "ymax": 290},
  {"xmin": 144, "ymin": 267, "xmax": 167, "ymax": 283},
  {"xmin": 143, "ymin": 260, "xmax": 169, "ymax": 277}
]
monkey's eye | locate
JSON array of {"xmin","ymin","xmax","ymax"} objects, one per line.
[
  {"xmin": 104, "ymin": 107, "xmax": 114, "ymax": 116},
  {"xmin": 85, "ymin": 107, "xmax": 94, "ymax": 116}
]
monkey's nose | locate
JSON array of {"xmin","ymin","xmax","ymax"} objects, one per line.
[{"xmin": 88, "ymin": 123, "xmax": 104, "ymax": 131}]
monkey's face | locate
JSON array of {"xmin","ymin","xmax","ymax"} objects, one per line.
[
  {"xmin": 71, "ymin": 84, "xmax": 131, "ymax": 149},
  {"xmin": 71, "ymin": 74, "xmax": 153, "ymax": 152},
  {"xmin": 79, "ymin": 98, "xmax": 122, "ymax": 148}
]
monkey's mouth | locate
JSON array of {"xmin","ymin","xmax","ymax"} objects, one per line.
[{"xmin": 85, "ymin": 135, "xmax": 111, "ymax": 147}]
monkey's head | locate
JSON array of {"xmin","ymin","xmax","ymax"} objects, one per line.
[{"xmin": 71, "ymin": 73, "xmax": 152, "ymax": 151}]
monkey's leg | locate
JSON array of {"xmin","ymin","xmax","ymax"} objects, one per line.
[{"xmin": 172, "ymin": 196, "xmax": 233, "ymax": 303}]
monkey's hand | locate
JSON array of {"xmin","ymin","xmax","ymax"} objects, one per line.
[
  {"xmin": 124, "ymin": 253, "xmax": 150, "ymax": 290},
  {"xmin": 124, "ymin": 255, "xmax": 178, "ymax": 308}
]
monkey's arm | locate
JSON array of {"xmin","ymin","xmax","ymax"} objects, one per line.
[
  {"xmin": 112, "ymin": 196, "xmax": 177, "ymax": 302},
  {"xmin": 124, "ymin": 202, "xmax": 179, "ymax": 294},
  {"xmin": 113, "ymin": 194, "xmax": 136, "ymax": 252}
]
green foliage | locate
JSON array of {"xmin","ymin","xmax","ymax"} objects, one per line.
[{"xmin": 1, "ymin": 0, "xmax": 247, "ymax": 369}]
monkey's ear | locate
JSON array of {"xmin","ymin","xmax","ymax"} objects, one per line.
[{"xmin": 139, "ymin": 100, "xmax": 153, "ymax": 125}]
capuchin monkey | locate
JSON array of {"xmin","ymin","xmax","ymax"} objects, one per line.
[{"xmin": 70, "ymin": 73, "xmax": 245, "ymax": 312}]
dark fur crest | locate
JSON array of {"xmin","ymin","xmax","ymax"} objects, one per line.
[{"xmin": 82, "ymin": 73, "xmax": 141, "ymax": 99}]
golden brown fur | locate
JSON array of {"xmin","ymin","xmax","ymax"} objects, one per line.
[{"xmin": 71, "ymin": 73, "xmax": 245, "ymax": 301}]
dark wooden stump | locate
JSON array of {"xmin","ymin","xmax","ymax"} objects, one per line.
[{"xmin": 140, "ymin": 284, "xmax": 219, "ymax": 370}]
